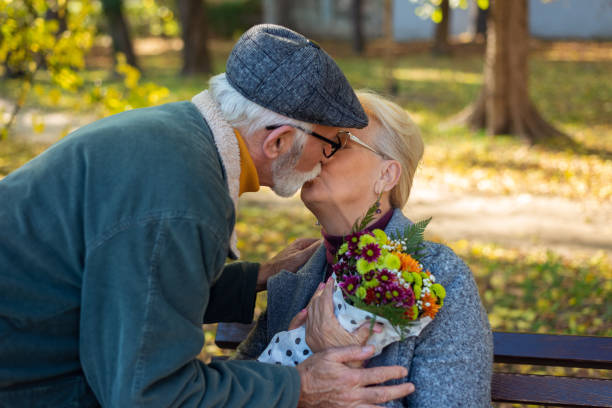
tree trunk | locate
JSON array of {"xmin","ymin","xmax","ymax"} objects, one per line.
[
  {"xmin": 455, "ymin": 0, "xmax": 570, "ymax": 145},
  {"xmin": 102, "ymin": 0, "xmax": 139, "ymax": 69},
  {"xmin": 432, "ymin": 0, "xmax": 451, "ymax": 55},
  {"xmin": 352, "ymin": 0, "xmax": 365, "ymax": 54},
  {"xmin": 382, "ymin": 0, "xmax": 398, "ymax": 96},
  {"xmin": 178, "ymin": 0, "xmax": 212, "ymax": 75},
  {"xmin": 277, "ymin": 0, "xmax": 293, "ymax": 28}
]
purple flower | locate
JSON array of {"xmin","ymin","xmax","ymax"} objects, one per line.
[
  {"xmin": 339, "ymin": 275, "xmax": 361, "ymax": 295},
  {"xmin": 345, "ymin": 231, "xmax": 365, "ymax": 251},
  {"xmin": 376, "ymin": 269, "xmax": 395, "ymax": 284},
  {"xmin": 361, "ymin": 243, "xmax": 381, "ymax": 263}
]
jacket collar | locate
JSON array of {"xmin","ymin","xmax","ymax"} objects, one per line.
[{"xmin": 191, "ymin": 90, "xmax": 240, "ymax": 258}]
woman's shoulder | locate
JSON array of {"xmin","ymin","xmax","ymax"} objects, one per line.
[{"xmin": 420, "ymin": 240, "xmax": 471, "ymax": 287}]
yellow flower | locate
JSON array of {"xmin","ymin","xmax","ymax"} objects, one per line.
[
  {"xmin": 412, "ymin": 272, "xmax": 422, "ymax": 287},
  {"xmin": 358, "ymin": 234, "xmax": 376, "ymax": 249},
  {"xmin": 384, "ymin": 253, "xmax": 401, "ymax": 270},
  {"xmin": 356, "ymin": 286, "xmax": 367, "ymax": 299},
  {"xmin": 372, "ymin": 229, "xmax": 388, "ymax": 245},
  {"xmin": 402, "ymin": 271, "xmax": 414, "ymax": 283},
  {"xmin": 364, "ymin": 278, "xmax": 380, "ymax": 288},
  {"xmin": 432, "ymin": 283, "xmax": 446, "ymax": 299},
  {"xmin": 356, "ymin": 258, "xmax": 375, "ymax": 275},
  {"xmin": 338, "ymin": 242, "xmax": 348, "ymax": 255},
  {"xmin": 414, "ymin": 284, "xmax": 422, "ymax": 300}
]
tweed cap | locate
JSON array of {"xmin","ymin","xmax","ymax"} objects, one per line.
[{"xmin": 226, "ymin": 24, "xmax": 368, "ymax": 128}]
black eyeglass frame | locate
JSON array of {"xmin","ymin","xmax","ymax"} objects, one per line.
[{"xmin": 265, "ymin": 124, "xmax": 343, "ymax": 158}]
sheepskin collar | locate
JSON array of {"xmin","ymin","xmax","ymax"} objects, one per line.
[{"xmin": 191, "ymin": 89, "xmax": 242, "ymax": 259}]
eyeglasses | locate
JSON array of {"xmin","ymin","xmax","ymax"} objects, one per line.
[
  {"xmin": 266, "ymin": 124, "xmax": 342, "ymax": 158},
  {"xmin": 265, "ymin": 124, "xmax": 388, "ymax": 159}
]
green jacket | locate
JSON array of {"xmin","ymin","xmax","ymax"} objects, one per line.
[{"xmin": 0, "ymin": 101, "xmax": 300, "ymax": 407}]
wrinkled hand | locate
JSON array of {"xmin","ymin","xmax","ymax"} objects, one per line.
[
  {"xmin": 297, "ymin": 345, "xmax": 415, "ymax": 408},
  {"xmin": 257, "ymin": 238, "xmax": 321, "ymax": 291},
  {"xmin": 305, "ymin": 279, "xmax": 382, "ymax": 364}
]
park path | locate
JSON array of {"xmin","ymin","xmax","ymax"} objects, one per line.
[{"xmin": 5, "ymin": 101, "xmax": 611, "ymax": 258}]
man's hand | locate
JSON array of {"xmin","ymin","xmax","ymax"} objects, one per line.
[
  {"xmin": 297, "ymin": 345, "xmax": 415, "ymax": 407},
  {"xmin": 257, "ymin": 238, "xmax": 321, "ymax": 291}
]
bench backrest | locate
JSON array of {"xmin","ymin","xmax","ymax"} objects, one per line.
[
  {"xmin": 215, "ymin": 324, "xmax": 612, "ymax": 407},
  {"xmin": 492, "ymin": 332, "xmax": 612, "ymax": 407}
]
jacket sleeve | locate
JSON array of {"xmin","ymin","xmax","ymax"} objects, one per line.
[
  {"xmin": 232, "ymin": 308, "xmax": 271, "ymax": 360},
  {"xmin": 204, "ymin": 261, "xmax": 259, "ymax": 324},
  {"xmin": 80, "ymin": 217, "xmax": 300, "ymax": 408},
  {"xmin": 404, "ymin": 244, "xmax": 493, "ymax": 407}
]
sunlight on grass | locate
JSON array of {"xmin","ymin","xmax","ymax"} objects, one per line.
[{"xmin": 392, "ymin": 67, "xmax": 482, "ymax": 85}]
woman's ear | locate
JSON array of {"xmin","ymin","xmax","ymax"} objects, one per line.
[
  {"xmin": 262, "ymin": 125, "xmax": 295, "ymax": 160},
  {"xmin": 375, "ymin": 160, "xmax": 401, "ymax": 194}
]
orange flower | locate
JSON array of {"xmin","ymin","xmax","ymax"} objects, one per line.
[
  {"xmin": 398, "ymin": 253, "xmax": 422, "ymax": 273},
  {"xmin": 421, "ymin": 292, "xmax": 441, "ymax": 319}
]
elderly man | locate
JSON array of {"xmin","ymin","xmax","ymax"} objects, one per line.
[{"xmin": 0, "ymin": 25, "xmax": 414, "ymax": 407}]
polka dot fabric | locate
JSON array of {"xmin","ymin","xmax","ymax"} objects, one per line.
[{"xmin": 258, "ymin": 277, "xmax": 433, "ymax": 366}]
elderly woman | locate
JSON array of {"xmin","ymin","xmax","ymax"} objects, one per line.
[{"xmin": 235, "ymin": 91, "xmax": 493, "ymax": 407}]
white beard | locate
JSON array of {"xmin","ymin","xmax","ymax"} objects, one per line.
[{"xmin": 271, "ymin": 142, "xmax": 321, "ymax": 197}]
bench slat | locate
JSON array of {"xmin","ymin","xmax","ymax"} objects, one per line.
[
  {"xmin": 215, "ymin": 322, "xmax": 254, "ymax": 350},
  {"xmin": 492, "ymin": 373, "xmax": 612, "ymax": 407},
  {"xmin": 494, "ymin": 332, "xmax": 612, "ymax": 369}
]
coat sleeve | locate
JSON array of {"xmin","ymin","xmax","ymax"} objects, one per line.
[
  {"xmin": 232, "ymin": 308, "xmax": 271, "ymax": 360},
  {"xmin": 404, "ymin": 244, "xmax": 493, "ymax": 407},
  {"xmin": 204, "ymin": 261, "xmax": 259, "ymax": 324},
  {"xmin": 80, "ymin": 217, "xmax": 300, "ymax": 407}
]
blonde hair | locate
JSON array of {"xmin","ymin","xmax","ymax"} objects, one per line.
[{"xmin": 356, "ymin": 90, "xmax": 424, "ymax": 208}]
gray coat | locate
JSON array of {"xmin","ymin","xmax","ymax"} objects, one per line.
[{"xmin": 235, "ymin": 209, "xmax": 493, "ymax": 407}]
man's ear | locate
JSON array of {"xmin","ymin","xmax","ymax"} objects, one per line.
[
  {"xmin": 375, "ymin": 160, "xmax": 402, "ymax": 194},
  {"xmin": 262, "ymin": 125, "xmax": 295, "ymax": 160}
]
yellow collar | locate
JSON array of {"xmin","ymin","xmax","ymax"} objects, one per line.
[{"xmin": 234, "ymin": 129, "xmax": 260, "ymax": 195}]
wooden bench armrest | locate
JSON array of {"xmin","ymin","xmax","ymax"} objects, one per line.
[
  {"xmin": 492, "ymin": 372, "xmax": 612, "ymax": 407},
  {"xmin": 493, "ymin": 331, "xmax": 612, "ymax": 369}
]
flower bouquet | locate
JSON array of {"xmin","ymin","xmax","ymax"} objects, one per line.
[
  {"xmin": 258, "ymin": 206, "xmax": 445, "ymax": 365},
  {"xmin": 327, "ymin": 208, "xmax": 445, "ymax": 355}
]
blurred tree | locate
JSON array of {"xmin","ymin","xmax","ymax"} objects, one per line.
[
  {"xmin": 383, "ymin": 0, "xmax": 398, "ymax": 95},
  {"xmin": 177, "ymin": 0, "xmax": 212, "ymax": 74},
  {"xmin": 413, "ymin": 0, "xmax": 571, "ymax": 144},
  {"xmin": 0, "ymin": 0, "xmax": 168, "ymax": 139},
  {"xmin": 455, "ymin": 0, "xmax": 570, "ymax": 144},
  {"xmin": 431, "ymin": 0, "xmax": 451, "ymax": 55},
  {"xmin": 277, "ymin": 0, "xmax": 293, "ymax": 28},
  {"xmin": 352, "ymin": 0, "xmax": 365, "ymax": 54},
  {"xmin": 101, "ymin": 0, "xmax": 139, "ymax": 69},
  {"xmin": 0, "ymin": 0, "xmax": 95, "ymax": 137}
]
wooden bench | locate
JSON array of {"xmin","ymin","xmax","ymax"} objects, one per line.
[{"xmin": 215, "ymin": 323, "xmax": 612, "ymax": 407}]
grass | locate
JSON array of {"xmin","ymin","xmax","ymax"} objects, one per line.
[{"xmin": 1, "ymin": 39, "xmax": 611, "ymax": 354}]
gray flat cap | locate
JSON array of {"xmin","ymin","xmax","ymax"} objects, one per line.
[{"xmin": 226, "ymin": 24, "xmax": 368, "ymax": 128}]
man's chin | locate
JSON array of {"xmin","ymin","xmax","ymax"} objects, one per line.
[{"xmin": 271, "ymin": 165, "xmax": 321, "ymax": 198}]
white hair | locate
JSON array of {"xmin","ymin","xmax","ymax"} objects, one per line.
[
  {"xmin": 356, "ymin": 90, "xmax": 424, "ymax": 208},
  {"xmin": 208, "ymin": 73, "xmax": 311, "ymax": 140}
]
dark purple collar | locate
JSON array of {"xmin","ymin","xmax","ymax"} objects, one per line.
[{"xmin": 322, "ymin": 209, "xmax": 394, "ymax": 269}]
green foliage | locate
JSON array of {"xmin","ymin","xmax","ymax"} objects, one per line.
[
  {"xmin": 389, "ymin": 217, "xmax": 432, "ymax": 260},
  {"xmin": 0, "ymin": 0, "xmax": 96, "ymax": 137},
  {"xmin": 206, "ymin": 0, "xmax": 261, "ymax": 39},
  {"xmin": 0, "ymin": 0, "xmax": 169, "ymax": 138},
  {"xmin": 124, "ymin": 0, "xmax": 179, "ymax": 37},
  {"xmin": 352, "ymin": 194, "xmax": 383, "ymax": 233}
]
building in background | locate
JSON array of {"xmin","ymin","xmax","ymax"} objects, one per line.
[{"xmin": 262, "ymin": 0, "xmax": 612, "ymax": 42}]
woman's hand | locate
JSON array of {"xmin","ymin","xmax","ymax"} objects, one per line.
[{"xmin": 303, "ymin": 278, "xmax": 382, "ymax": 366}]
